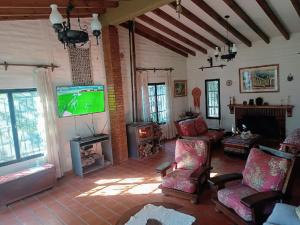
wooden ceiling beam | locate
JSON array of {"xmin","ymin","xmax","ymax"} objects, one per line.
[
  {"xmin": 191, "ymin": 0, "xmax": 252, "ymax": 47},
  {"xmin": 291, "ymin": 0, "xmax": 300, "ymax": 17},
  {"xmin": 169, "ymin": 2, "xmax": 230, "ymax": 46},
  {"xmin": 138, "ymin": 14, "xmax": 207, "ymax": 54},
  {"xmin": 102, "ymin": 0, "xmax": 174, "ymax": 26},
  {"xmin": 0, "ymin": 1, "xmax": 118, "ymax": 9},
  {"xmin": 135, "ymin": 22, "xmax": 196, "ymax": 56},
  {"xmin": 0, "ymin": 8, "xmax": 106, "ymax": 16},
  {"xmin": 223, "ymin": 0, "xmax": 270, "ymax": 43},
  {"xmin": 152, "ymin": 8, "xmax": 219, "ymax": 49},
  {"xmin": 0, "ymin": 14, "xmax": 91, "ymax": 21},
  {"xmin": 120, "ymin": 22, "xmax": 188, "ymax": 57},
  {"xmin": 256, "ymin": 0, "xmax": 289, "ymax": 40}
]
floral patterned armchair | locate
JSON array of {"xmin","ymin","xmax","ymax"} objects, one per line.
[
  {"xmin": 156, "ymin": 139, "xmax": 212, "ymax": 204},
  {"xmin": 209, "ymin": 146, "xmax": 297, "ymax": 225}
]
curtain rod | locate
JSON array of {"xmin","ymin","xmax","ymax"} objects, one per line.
[
  {"xmin": 0, "ymin": 61, "xmax": 59, "ymax": 72},
  {"xmin": 136, "ymin": 67, "xmax": 174, "ymax": 72}
]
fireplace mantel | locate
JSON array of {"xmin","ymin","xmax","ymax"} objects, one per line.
[{"xmin": 228, "ymin": 104, "xmax": 294, "ymax": 117}]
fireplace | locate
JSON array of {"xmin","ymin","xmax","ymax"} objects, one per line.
[
  {"xmin": 231, "ymin": 105, "xmax": 292, "ymax": 141},
  {"xmin": 237, "ymin": 115, "xmax": 279, "ymax": 139}
]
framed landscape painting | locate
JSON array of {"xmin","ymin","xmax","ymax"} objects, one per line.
[
  {"xmin": 174, "ymin": 80, "xmax": 187, "ymax": 97},
  {"xmin": 239, "ymin": 64, "xmax": 279, "ymax": 93}
]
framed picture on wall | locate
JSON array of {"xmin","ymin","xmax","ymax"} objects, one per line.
[
  {"xmin": 239, "ymin": 64, "xmax": 279, "ymax": 93},
  {"xmin": 174, "ymin": 80, "xmax": 187, "ymax": 97}
]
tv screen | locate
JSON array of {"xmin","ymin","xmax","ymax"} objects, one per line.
[{"xmin": 56, "ymin": 85, "xmax": 105, "ymax": 117}]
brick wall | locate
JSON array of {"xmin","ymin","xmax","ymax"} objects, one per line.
[{"xmin": 102, "ymin": 25, "xmax": 128, "ymax": 164}]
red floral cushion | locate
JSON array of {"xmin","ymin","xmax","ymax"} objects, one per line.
[
  {"xmin": 194, "ymin": 117, "xmax": 208, "ymax": 135},
  {"xmin": 202, "ymin": 130, "xmax": 224, "ymax": 142},
  {"xmin": 242, "ymin": 148, "xmax": 290, "ymax": 192},
  {"xmin": 178, "ymin": 119, "xmax": 197, "ymax": 137},
  {"xmin": 175, "ymin": 139, "xmax": 208, "ymax": 170},
  {"xmin": 218, "ymin": 183, "xmax": 257, "ymax": 221},
  {"xmin": 161, "ymin": 169, "xmax": 196, "ymax": 193}
]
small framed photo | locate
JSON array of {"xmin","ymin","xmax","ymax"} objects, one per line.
[
  {"xmin": 174, "ymin": 80, "xmax": 187, "ymax": 97},
  {"xmin": 239, "ymin": 64, "xmax": 279, "ymax": 93}
]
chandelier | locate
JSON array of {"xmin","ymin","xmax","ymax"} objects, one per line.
[
  {"xmin": 49, "ymin": 2, "xmax": 102, "ymax": 48},
  {"xmin": 214, "ymin": 15, "xmax": 237, "ymax": 62}
]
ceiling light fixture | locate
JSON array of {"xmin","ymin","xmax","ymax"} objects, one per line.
[
  {"xmin": 176, "ymin": 0, "xmax": 183, "ymax": 18},
  {"xmin": 49, "ymin": 2, "xmax": 102, "ymax": 48},
  {"xmin": 214, "ymin": 15, "xmax": 237, "ymax": 62}
]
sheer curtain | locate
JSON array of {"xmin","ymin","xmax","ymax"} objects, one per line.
[
  {"xmin": 33, "ymin": 68, "xmax": 63, "ymax": 178},
  {"xmin": 162, "ymin": 70, "xmax": 176, "ymax": 139},
  {"xmin": 136, "ymin": 71, "xmax": 151, "ymax": 121}
]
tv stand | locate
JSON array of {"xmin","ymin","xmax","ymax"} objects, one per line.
[{"xmin": 70, "ymin": 134, "xmax": 113, "ymax": 177}]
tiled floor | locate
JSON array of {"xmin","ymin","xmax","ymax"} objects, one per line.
[{"xmin": 0, "ymin": 141, "xmax": 246, "ymax": 225}]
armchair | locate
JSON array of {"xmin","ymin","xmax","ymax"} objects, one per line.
[
  {"xmin": 156, "ymin": 139, "xmax": 212, "ymax": 204},
  {"xmin": 209, "ymin": 145, "xmax": 297, "ymax": 225}
]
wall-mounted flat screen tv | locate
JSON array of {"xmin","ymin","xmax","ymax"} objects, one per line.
[{"xmin": 56, "ymin": 85, "xmax": 105, "ymax": 117}]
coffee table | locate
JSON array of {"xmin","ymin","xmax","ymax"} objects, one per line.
[
  {"xmin": 116, "ymin": 202, "xmax": 199, "ymax": 225},
  {"xmin": 223, "ymin": 134, "xmax": 261, "ymax": 158}
]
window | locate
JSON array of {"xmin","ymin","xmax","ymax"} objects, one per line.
[
  {"xmin": 0, "ymin": 89, "xmax": 46, "ymax": 166},
  {"xmin": 205, "ymin": 79, "xmax": 221, "ymax": 119},
  {"xmin": 148, "ymin": 83, "xmax": 167, "ymax": 124}
]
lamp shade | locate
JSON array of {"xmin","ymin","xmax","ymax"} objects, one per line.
[
  {"xmin": 231, "ymin": 44, "xmax": 237, "ymax": 53},
  {"xmin": 49, "ymin": 4, "xmax": 63, "ymax": 25},
  {"xmin": 91, "ymin": 14, "xmax": 102, "ymax": 31}
]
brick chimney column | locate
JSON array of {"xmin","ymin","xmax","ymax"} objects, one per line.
[{"xmin": 102, "ymin": 25, "xmax": 128, "ymax": 164}]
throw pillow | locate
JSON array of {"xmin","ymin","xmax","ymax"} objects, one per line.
[
  {"xmin": 178, "ymin": 120, "xmax": 198, "ymax": 137},
  {"xmin": 242, "ymin": 148, "xmax": 290, "ymax": 192},
  {"xmin": 296, "ymin": 206, "xmax": 300, "ymax": 219},
  {"xmin": 194, "ymin": 117, "xmax": 208, "ymax": 135}
]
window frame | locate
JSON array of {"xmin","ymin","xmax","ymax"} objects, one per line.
[
  {"xmin": 148, "ymin": 82, "xmax": 167, "ymax": 125},
  {"xmin": 0, "ymin": 88, "xmax": 44, "ymax": 167},
  {"xmin": 205, "ymin": 79, "xmax": 221, "ymax": 120}
]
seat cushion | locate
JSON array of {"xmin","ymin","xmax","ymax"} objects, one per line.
[
  {"xmin": 178, "ymin": 119, "xmax": 198, "ymax": 137},
  {"xmin": 161, "ymin": 169, "xmax": 196, "ymax": 193},
  {"xmin": 218, "ymin": 183, "xmax": 257, "ymax": 222},
  {"xmin": 242, "ymin": 148, "xmax": 290, "ymax": 192},
  {"xmin": 202, "ymin": 130, "xmax": 224, "ymax": 142},
  {"xmin": 194, "ymin": 117, "xmax": 208, "ymax": 135},
  {"xmin": 175, "ymin": 139, "xmax": 208, "ymax": 170},
  {"xmin": 264, "ymin": 203, "xmax": 300, "ymax": 225}
]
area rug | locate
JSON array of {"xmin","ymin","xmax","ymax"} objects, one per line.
[{"xmin": 125, "ymin": 204, "xmax": 196, "ymax": 225}]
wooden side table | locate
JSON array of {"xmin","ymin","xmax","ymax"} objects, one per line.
[{"xmin": 223, "ymin": 134, "xmax": 261, "ymax": 158}]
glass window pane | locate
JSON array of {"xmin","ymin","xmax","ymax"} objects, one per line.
[
  {"xmin": 13, "ymin": 92, "xmax": 46, "ymax": 158},
  {"xmin": 206, "ymin": 80, "xmax": 220, "ymax": 118},
  {"xmin": 148, "ymin": 86, "xmax": 155, "ymax": 97},
  {"xmin": 0, "ymin": 94, "xmax": 16, "ymax": 163}
]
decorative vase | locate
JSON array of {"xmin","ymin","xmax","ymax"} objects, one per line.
[
  {"xmin": 256, "ymin": 97, "xmax": 263, "ymax": 106},
  {"xmin": 249, "ymin": 99, "xmax": 254, "ymax": 106}
]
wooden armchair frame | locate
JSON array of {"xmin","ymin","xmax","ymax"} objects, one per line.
[
  {"xmin": 156, "ymin": 140, "xmax": 212, "ymax": 204},
  {"xmin": 209, "ymin": 145, "xmax": 298, "ymax": 225}
]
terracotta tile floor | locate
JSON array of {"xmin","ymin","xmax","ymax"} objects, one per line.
[{"xmin": 0, "ymin": 141, "xmax": 246, "ymax": 225}]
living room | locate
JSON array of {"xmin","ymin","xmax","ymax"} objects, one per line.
[{"xmin": 0, "ymin": 0, "xmax": 299, "ymax": 225}]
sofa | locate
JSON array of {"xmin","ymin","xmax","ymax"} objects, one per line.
[
  {"xmin": 174, "ymin": 117, "xmax": 224, "ymax": 143},
  {"xmin": 263, "ymin": 203, "xmax": 300, "ymax": 225},
  {"xmin": 280, "ymin": 128, "xmax": 300, "ymax": 155}
]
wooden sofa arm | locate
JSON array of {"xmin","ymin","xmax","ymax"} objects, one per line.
[
  {"xmin": 241, "ymin": 191, "xmax": 283, "ymax": 208},
  {"xmin": 190, "ymin": 166, "xmax": 213, "ymax": 181},
  {"xmin": 208, "ymin": 173, "xmax": 243, "ymax": 190},
  {"xmin": 156, "ymin": 162, "xmax": 175, "ymax": 177}
]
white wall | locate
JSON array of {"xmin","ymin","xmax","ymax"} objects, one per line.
[
  {"xmin": 118, "ymin": 26, "xmax": 189, "ymax": 125},
  {"xmin": 187, "ymin": 33, "xmax": 300, "ymax": 135},
  {"xmin": 0, "ymin": 19, "xmax": 110, "ymax": 174}
]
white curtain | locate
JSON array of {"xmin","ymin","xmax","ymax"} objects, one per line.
[
  {"xmin": 136, "ymin": 71, "xmax": 151, "ymax": 121},
  {"xmin": 162, "ymin": 71, "xmax": 176, "ymax": 139},
  {"xmin": 33, "ymin": 68, "xmax": 63, "ymax": 178}
]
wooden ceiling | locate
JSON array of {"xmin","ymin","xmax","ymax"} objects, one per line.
[
  {"xmin": 121, "ymin": 0, "xmax": 300, "ymax": 57},
  {"xmin": 0, "ymin": 0, "xmax": 119, "ymax": 21}
]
